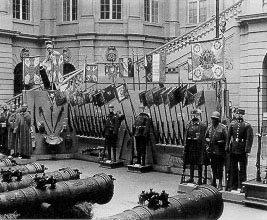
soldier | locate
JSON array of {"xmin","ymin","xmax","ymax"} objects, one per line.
[
  {"xmin": 0, "ymin": 104, "xmax": 9, "ymax": 154},
  {"xmin": 205, "ymin": 111, "xmax": 227, "ymax": 190},
  {"xmin": 7, "ymin": 104, "xmax": 17, "ymax": 156},
  {"xmin": 226, "ymin": 109, "xmax": 253, "ymax": 192},
  {"xmin": 183, "ymin": 109, "xmax": 207, "ymax": 185},
  {"xmin": 133, "ymin": 106, "xmax": 151, "ymax": 166},
  {"xmin": 103, "ymin": 104, "xmax": 125, "ymax": 162}
]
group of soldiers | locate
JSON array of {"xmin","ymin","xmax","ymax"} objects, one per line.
[
  {"xmin": 103, "ymin": 104, "xmax": 151, "ymax": 166},
  {"xmin": 183, "ymin": 108, "xmax": 254, "ymax": 192},
  {"xmin": 0, "ymin": 103, "xmax": 32, "ymax": 158}
]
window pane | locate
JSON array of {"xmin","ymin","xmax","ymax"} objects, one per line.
[
  {"xmin": 189, "ymin": 1, "xmax": 197, "ymax": 24},
  {"xmin": 112, "ymin": 0, "xmax": 121, "ymax": 19},
  {"xmin": 101, "ymin": 0, "xmax": 110, "ymax": 19},
  {"xmin": 199, "ymin": 0, "xmax": 207, "ymax": 23},
  {"xmin": 72, "ymin": 0, "xmax": 77, "ymax": 21},
  {"xmin": 13, "ymin": 0, "xmax": 20, "ymax": 19},
  {"xmin": 22, "ymin": 0, "xmax": 30, "ymax": 20},
  {"xmin": 152, "ymin": 0, "xmax": 158, "ymax": 23},
  {"xmin": 144, "ymin": 0, "xmax": 150, "ymax": 22}
]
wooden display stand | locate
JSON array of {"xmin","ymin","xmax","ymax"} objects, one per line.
[
  {"xmin": 242, "ymin": 179, "xmax": 267, "ymax": 208},
  {"xmin": 99, "ymin": 160, "xmax": 124, "ymax": 169},
  {"xmin": 127, "ymin": 164, "xmax": 152, "ymax": 173}
]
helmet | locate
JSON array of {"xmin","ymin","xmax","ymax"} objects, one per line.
[
  {"xmin": 191, "ymin": 109, "xmax": 201, "ymax": 115},
  {"xmin": 210, "ymin": 111, "xmax": 220, "ymax": 119},
  {"xmin": 108, "ymin": 104, "xmax": 114, "ymax": 109},
  {"xmin": 22, "ymin": 103, "xmax": 28, "ymax": 108}
]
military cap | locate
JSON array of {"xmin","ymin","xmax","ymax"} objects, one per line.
[
  {"xmin": 191, "ymin": 109, "xmax": 201, "ymax": 115},
  {"xmin": 210, "ymin": 111, "xmax": 220, "ymax": 119},
  {"xmin": 236, "ymin": 109, "xmax": 245, "ymax": 115},
  {"xmin": 108, "ymin": 104, "xmax": 114, "ymax": 108},
  {"xmin": 45, "ymin": 40, "xmax": 53, "ymax": 48},
  {"xmin": 22, "ymin": 103, "xmax": 28, "ymax": 108}
]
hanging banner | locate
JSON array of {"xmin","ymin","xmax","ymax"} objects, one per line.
[
  {"xmin": 191, "ymin": 38, "xmax": 224, "ymax": 82},
  {"xmin": 84, "ymin": 64, "xmax": 98, "ymax": 83},
  {"xmin": 23, "ymin": 56, "xmax": 41, "ymax": 85}
]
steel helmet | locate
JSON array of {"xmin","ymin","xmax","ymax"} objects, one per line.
[{"xmin": 210, "ymin": 111, "xmax": 220, "ymax": 119}]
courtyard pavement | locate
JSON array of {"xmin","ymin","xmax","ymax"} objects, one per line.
[{"xmin": 39, "ymin": 159, "xmax": 267, "ymax": 220}]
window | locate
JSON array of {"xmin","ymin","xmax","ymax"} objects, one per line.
[
  {"xmin": 144, "ymin": 0, "xmax": 159, "ymax": 23},
  {"xmin": 13, "ymin": 0, "xmax": 30, "ymax": 20},
  {"xmin": 63, "ymin": 0, "xmax": 78, "ymax": 22},
  {"xmin": 188, "ymin": 0, "xmax": 207, "ymax": 24},
  {"xmin": 100, "ymin": 0, "xmax": 122, "ymax": 20}
]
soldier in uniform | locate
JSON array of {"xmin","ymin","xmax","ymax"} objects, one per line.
[
  {"xmin": 7, "ymin": 104, "xmax": 17, "ymax": 156},
  {"xmin": 103, "ymin": 104, "xmax": 125, "ymax": 162},
  {"xmin": 0, "ymin": 104, "xmax": 9, "ymax": 154},
  {"xmin": 183, "ymin": 109, "xmax": 207, "ymax": 185},
  {"xmin": 205, "ymin": 111, "xmax": 227, "ymax": 190},
  {"xmin": 226, "ymin": 109, "xmax": 253, "ymax": 192},
  {"xmin": 133, "ymin": 106, "xmax": 151, "ymax": 166}
]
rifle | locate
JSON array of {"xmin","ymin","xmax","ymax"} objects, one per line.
[
  {"xmin": 179, "ymin": 103, "xmax": 186, "ymax": 142},
  {"xmin": 72, "ymin": 105, "xmax": 82, "ymax": 136},
  {"xmin": 82, "ymin": 104, "xmax": 92, "ymax": 136},
  {"xmin": 80, "ymin": 104, "xmax": 90, "ymax": 136},
  {"xmin": 67, "ymin": 104, "xmax": 73, "ymax": 132},
  {"xmin": 87, "ymin": 102, "xmax": 96, "ymax": 137},
  {"xmin": 149, "ymin": 106, "xmax": 160, "ymax": 143},
  {"xmin": 174, "ymin": 106, "xmax": 183, "ymax": 145},
  {"xmin": 157, "ymin": 105, "xmax": 169, "ymax": 144},
  {"xmin": 163, "ymin": 104, "xmax": 173, "ymax": 144},
  {"xmin": 76, "ymin": 105, "xmax": 85, "ymax": 136},
  {"xmin": 33, "ymin": 97, "xmax": 39, "ymax": 133},
  {"xmin": 91, "ymin": 103, "xmax": 101, "ymax": 137}
]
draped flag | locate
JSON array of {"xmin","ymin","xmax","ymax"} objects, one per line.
[
  {"xmin": 175, "ymin": 84, "xmax": 188, "ymax": 103},
  {"xmin": 92, "ymin": 91, "xmax": 105, "ymax": 107},
  {"xmin": 195, "ymin": 90, "xmax": 206, "ymax": 107},
  {"xmin": 128, "ymin": 57, "xmax": 134, "ymax": 77},
  {"xmin": 153, "ymin": 87, "xmax": 165, "ymax": 106},
  {"xmin": 83, "ymin": 90, "xmax": 92, "ymax": 104},
  {"xmin": 84, "ymin": 64, "xmax": 98, "ymax": 83},
  {"xmin": 145, "ymin": 54, "xmax": 153, "ymax": 82},
  {"xmin": 76, "ymin": 91, "xmax": 85, "ymax": 106},
  {"xmin": 168, "ymin": 87, "xmax": 179, "ymax": 109},
  {"xmin": 105, "ymin": 63, "xmax": 120, "ymax": 80},
  {"xmin": 118, "ymin": 58, "xmax": 128, "ymax": 77},
  {"xmin": 23, "ymin": 56, "xmax": 41, "ymax": 85},
  {"xmin": 191, "ymin": 38, "xmax": 224, "ymax": 81},
  {"xmin": 115, "ymin": 83, "xmax": 129, "ymax": 103},
  {"xmin": 145, "ymin": 88, "xmax": 156, "ymax": 107},
  {"xmin": 183, "ymin": 84, "xmax": 197, "ymax": 107},
  {"xmin": 139, "ymin": 91, "xmax": 148, "ymax": 107},
  {"xmin": 69, "ymin": 93, "xmax": 78, "ymax": 106},
  {"xmin": 187, "ymin": 57, "xmax": 193, "ymax": 80},
  {"xmin": 160, "ymin": 87, "xmax": 172, "ymax": 105},
  {"xmin": 102, "ymin": 84, "xmax": 116, "ymax": 103}
]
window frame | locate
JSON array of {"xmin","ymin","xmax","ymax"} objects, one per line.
[
  {"xmin": 188, "ymin": 0, "xmax": 207, "ymax": 24},
  {"xmin": 13, "ymin": 0, "xmax": 31, "ymax": 21},
  {"xmin": 63, "ymin": 0, "xmax": 78, "ymax": 22},
  {"xmin": 100, "ymin": 0, "xmax": 122, "ymax": 20},
  {"xmin": 144, "ymin": 0, "xmax": 159, "ymax": 23}
]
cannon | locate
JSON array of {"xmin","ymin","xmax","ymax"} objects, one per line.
[
  {"xmin": 0, "ymin": 173, "xmax": 114, "ymax": 213},
  {"xmin": 0, "ymin": 167, "xmax": 81, "ymax": 192},
  {"xmin": 0, "ymin": 158, "xmax": 17, "ymax": 167},
  {"xmin": 100, "ymin": 185, "xmax": 223, "ymax": 220},
  {"xmin": 0, "ymin": 162, "xmax": 46, "ymax": 176}
]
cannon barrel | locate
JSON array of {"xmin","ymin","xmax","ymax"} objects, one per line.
[
  {"xmin": 0, "ymin": 162, "xmax": 45, "ymax": 175},
  {"xmin": 0, "ymin": 173, "xmax": 114, "ymax": 213},
  {"xmin": 100, "ymin": 185, "xmax": 223, "ymax": 220},
  {"xmin": 0, "ymin": 167, "xmax": 81, "ymax": 192},
  {"xmin": 0, "ymin": 158, "xmax": 15, "ymax": 167}
]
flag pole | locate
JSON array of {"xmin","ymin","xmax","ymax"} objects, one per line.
[
  {"xmin": 137, "ymin": 53, "xmax": 141, "ymax": 90},
  {"xmin": 132, "ymin": 49, "xmax": 135, "ymax": 91}
]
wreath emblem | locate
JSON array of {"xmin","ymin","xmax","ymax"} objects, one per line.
[
  {"xmin": 199, "ymin": 49, "xmax": 216, "ymax": 70},
  {"xmin": 193, "ymin": 69, "xmax": 202, "ymax": 80}
]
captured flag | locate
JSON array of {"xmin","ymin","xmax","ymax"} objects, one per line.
[
  {"xmin": 139, "ymin": 91, "xmax": 148, "ymax": 106},
  {"xmin": 105, "ymin": 63, "xmax": 120, "ymax": 80},
  {"xmin": 160, "ymin": 87, "xmax": 172, "ymax": 105},
  {"xmin": 115, "ymin": 83, "xmax": 129, "ymax": 103},
  {"xmin": 118, "ymin": 58, "xmax": 128, "ymax": 77},
  {"xmin": 83, "ymin": 90, "xmax": 92, "ymax": 104},
  {"xmin": 102, "ymin": 84, "xmax": 116, "ymax": 103},
  {"xmin": 153, "ymin": 87, "xmax": 165, "ymax": 106},
  {"xmin": 145, "ymin": 54, "xmax": 153, "ymax": 82},
  {"xmin": 175, "ymin": 84, "xmax": 188, "ymax": 103},
  {"xmin": 145, "ymin": 88, "xmax": 156, "ymax": 107},
  {"xmin": 84, "ymin": 64, "xmax": 98, "ymax": 83},
  {"xmin": 128, "ymin": 57, "xmax": 134, "ymax": 77},
  {"xmin": 23, "ymin": 56, "xmax": 41, "ymax": 85},
  {"xmin": 187, "ymin": 57, "xmax": 193, "ymax": 80},
  {"xmin": 92, "ymin": 91, "xmax": 105, "ymax": 107},
  {"xmin": 183, "ymin": 84, "xmax": 197, "ymax": 107},
  {"xmin": 195, "ymin": 90, "xmax": 205, "ymax": 107},
  {"xmin": 76, "ymin": 91, "xmax": 85, "ymax": 106},
  {"xmin": 168, "ymin": 87, "xmax": 179, "ymax": 109},
  {"xmin": 55, "ymin": 90, "xmax": 67, "ymax": 106},
  {"xmin": 191, "ymin": 38, "xmax": 224, "ymax": 81}
]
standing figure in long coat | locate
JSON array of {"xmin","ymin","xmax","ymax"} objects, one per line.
[
  {"xmin": 14, "ymin": 104, "xmax": 32, "ymax": 158},
  {"xmin": 183, "ymin": 109, "xmax": 207, "ymax": 185},
  {"xmin": 7, "ymin": 104, "xmax": 17, "ymax": 155}
]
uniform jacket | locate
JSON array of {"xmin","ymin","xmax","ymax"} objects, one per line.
[
  {"xmin": 104, "ymin": 112, "xmax": 125, "ymax": 136},
  {"xmin": 226, "ymin": 118, "xmax": 253, "ymax": 154},
  {"xmin": 183, "ymin": 118, "xmax": 207, "ymax": 165},
  {"xmin": 205, "ymin": 123, "xmax": 227, "ymax": 155},
  {"xmin": 133, "ymin": 112, "xmax": 151, "ymax": 137}
]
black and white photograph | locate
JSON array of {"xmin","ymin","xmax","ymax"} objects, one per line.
[{"xmin": 0, "ymin": 0, "xmax": 266, "ymax": 219}]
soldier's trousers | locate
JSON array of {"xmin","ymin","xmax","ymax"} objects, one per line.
[
  {"xmin": 210, "ymin": 154, "xmax": 224, "ymax": 180},
  {"xmin": 105, "ymin": 135, "xmax": 117, "ymax": 161},
  {"xmin": 229, "ymin": 153, "xmax": 247, "ymax": 189},
  {"xmin": 135, "ymin": 136, "xmax": 147, "ymax": 166}
]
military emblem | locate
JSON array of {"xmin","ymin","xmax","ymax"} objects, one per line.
[{"xmin": 105, "ymin": 46, "xmax": 118, "ymax": 62}]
